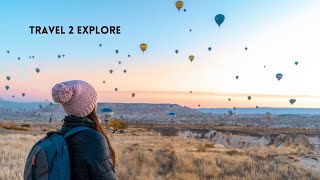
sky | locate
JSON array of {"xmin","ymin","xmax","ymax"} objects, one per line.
[{"xmin": 0, "ymin": 0, "xmax": 320, "ymax": 108}]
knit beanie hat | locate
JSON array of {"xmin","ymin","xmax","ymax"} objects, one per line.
[{"xmin": 51, "ymin": 80, "xmax": 97, "ymax": 117}]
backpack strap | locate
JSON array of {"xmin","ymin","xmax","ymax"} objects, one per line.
[{"xmin": 64, "ymin": 126, "xmax": 91, "ymax": 138}]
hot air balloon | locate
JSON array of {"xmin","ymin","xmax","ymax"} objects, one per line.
[
  {"xmin": 256, "ymin": 106, "xmax": 259, "ymax": 109},
  {"xmin": 295, "ymin": 61, "xmax": 298, "ymax": 65},
  {"xmin": 248, "ymin": 96, "xmax": 252, "ymax": 101},
  {"xmin": 190, "ymin": 91, "xmax": 192, "ymax": 93},
  {"xmin": 115, "ymin": 88, "xmax": 118, "ymax": 92},
  {"xmin": 22, "ymin": 93, "xmax": 25, "ymax": 97},
  {"xmin": 101, "ymin": 108, "xmax": 113, "ymax": 122},
  {"xmin": 198, "ymin": 104, "xmax": 201, "ymax": 107},
  {"xmin": 6, "ymin": 76, "xmax": 10, "ymax": 81},
  {"xmin": 233, "ymin": 107, "xmax": 236, "ymax": 110},
  {"xmin": 58, "ymin": 55, "xmax": 61, "ymax": 59},
  {"xmin": 109, "ymin": 70, "xmax": 113, "ymax": 74},
  {"xmin": 236, "ymin": 76, "xmax": 239, "ymax": 79},
  {"xmin": 32, "ymin": 56, "xmax": 35, "ymax": 59},
  {"xmin": 128, "ymin": 54, "xmax": 131, "ymax": 58},
  {"xmin": 189, "ymin": 55, "xmax": 194, "ymax": 62},
  {"xmin": 276, "ymin": 73, "xmax": 283, "ymax": 81},
  {"xmin": 140, "ymin": 43, "xmax": 148, "ymax": 52},
  {"xmin": 175, "ymin": 50, "xmax": 179, "ymax": 54},
  {"xmin": 289, "ymin": 99, "xmax": 296, "ymax": 105},
  {"xmin": 189, "ymin": 29, "xmax": 192, "ymax": 32},
  {"xmin": 103, "ymin": 81, "xmax": 106, "ymax": 84},
  {"xmin": 99, "ymin": 44, "xmax": 102, "ymax": 47},
  {"xmin": 245, "ymin": 47, "xmax": 248, "ymax": 51},
  {"xmin": 169, "ymin": 112, "xmax": 176, "ymax": 125},
  {"xmin": 183, "ymin": 9, "xmax": 186, "ymax": 12},
  {"xmin": 228, "ymin": 98, "xmax": 231, "ymax": 101},
  {"xmin": 118, "ymin": 61, "xmax": 121, "ymax": 64},
  {"xmin": 115, "ymin": 50, "xmax": 119, "ymax": 54},
  {"xmin": 35, "ymin": 68, "xmax": 40, "ymax": 73},
  {"xmin": 208, "ymin": 47, "xmax": 212, "ymax": 51},
  {"xmin": 6, "ymin": 50, "xmax": 10, "ymax": 54},
  {"xmin": 62, "ymin": 54, "xmax": 65, "ymax": 57},
  {"xmin": 264, "ymin": 66, "xmax": 266, "ymax": 68},
  {"xmin": 17, "ymin": 57, "xmax": 20, "ymax": 60},
  {"xmin": 5, "ymin": 86, "xmax": 9, "ymax": 90},
  {"xmin": 215, "ymin": 14, "xmax": 225, "ymax": 27},
  {"xmin": 131, "ymin": 93, "xmax": 136, "ymax": 98},
  {"xmin": 265, "ymin": 112, "xmax": 272, "ymax": 122},
  {"xmin": 123, "ymin": 70, "xmax": 127, "ymax": 73},
  {"xmin": 12, "ymin": 95, "xmax": 15, "ymax": 98},
  {"xmin": 29, "ymin": 56, "xmax": 31, "ymax": 59},
  {"xmin": 175, "ymin": 1, "xmax": 183, "ymax": 11}
]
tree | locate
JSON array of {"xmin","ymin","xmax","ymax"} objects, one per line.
[{"xmin": 108, "ymin": 119, "xmax": 127, "ymax": 134}]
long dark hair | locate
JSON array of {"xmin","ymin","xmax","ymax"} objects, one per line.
[{"xmin": 86, "ymin": 106, "xmax": 116, "ymax": 165}]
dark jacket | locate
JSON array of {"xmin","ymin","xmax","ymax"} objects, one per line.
[{"xmin": 60, "ymin": 116, "xmax": 116, "ymax": 180}]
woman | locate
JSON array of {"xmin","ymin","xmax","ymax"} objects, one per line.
[{"xmin": 52, "ymin": 80, "xmax": 116, "ymax": 180}]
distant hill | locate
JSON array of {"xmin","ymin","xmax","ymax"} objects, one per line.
[
  {"xmin": 0, "ymin": 101, "xmax": 50, "ymax": 111},
  {"xmin": 198, "ymin": 108, "xmax": 320, "ymax": 115}
]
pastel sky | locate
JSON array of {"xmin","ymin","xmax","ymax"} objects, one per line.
[{"xmin": 0, "ymin": 0, "xmax": 320, "ymax": 108}]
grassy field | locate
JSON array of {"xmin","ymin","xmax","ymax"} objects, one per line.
[{"xmin": 0, "ymin": 121, "xmax": 319, "ymax": 180}]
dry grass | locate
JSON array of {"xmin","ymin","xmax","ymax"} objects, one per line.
[
  {"xmin": 0, "ymin": 123, "xmax": 28, "ymax": 131},
  {"xmin": 0, "ymin": 123, "xmax": 319, "ymax": 180}
]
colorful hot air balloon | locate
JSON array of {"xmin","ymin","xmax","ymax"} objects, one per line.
[
  {"xmin": 189, "ymin": 55, "xmax": 194, "ymax": 62},
  {"xmin": 208, "ymin": 47, "xmax": 212, "ymax": 51},
  {"xmin": 215, "ymin": 14, "xmax": 225, "ymax": 27},
  {"xmin": 132, "ymin": 93, "xmax": 136, "ymax": 98},
  {"xmin": 5, "ymin": 86, "xmax": 9, "ymax": 90},
  {"xmin": 22, "ymin": 93, "xmax": 25, "ymax": 97},
  {"xmin": 276, "ymin": 73, "xmax": 283, "ymax": 81},
  {"xmin": 248, "ymin": 96, "xmax": 252, "ymax": 101},
  {"xmin": 169, "ymin": 112, "xmax": 176, "ymax": 125},
  {"xmin": 35, "ymin": 68, "xmax": 40, "ymax": 73},
  {"xmin": 295, "ymin": 61, "xmax": 298, "ymax": 65},
  {"xmin": 115, "ymin": 50, "xmax": 119, "ymax": 54},
  {"xmin": 175, "ymin": 50, "xmax": 179, "ymax": 54},
  {"xmin": 109, "ymin": 70, "xmax": 113, "ymax": 74},
  {"xmin": 6, "ymin": 76, "xmax": 10, "ymax": 81},
  {"xmin": 236, "ymin": 76, "xmax": 239, "ymax": 79},
  {"xmin": 140, "ymin": 43, "xmax": 148, "ymax": 52},
  {"xmin": 289, "ymin": 99, "xmax": 296, "ymax": 105},
  {"xmin": 101, "ymin": 108, "xmax": 114, "ymax": 122},
  {"xmin": 175, "ymin": 1, "xmax": 183, "ymax": 11}
]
